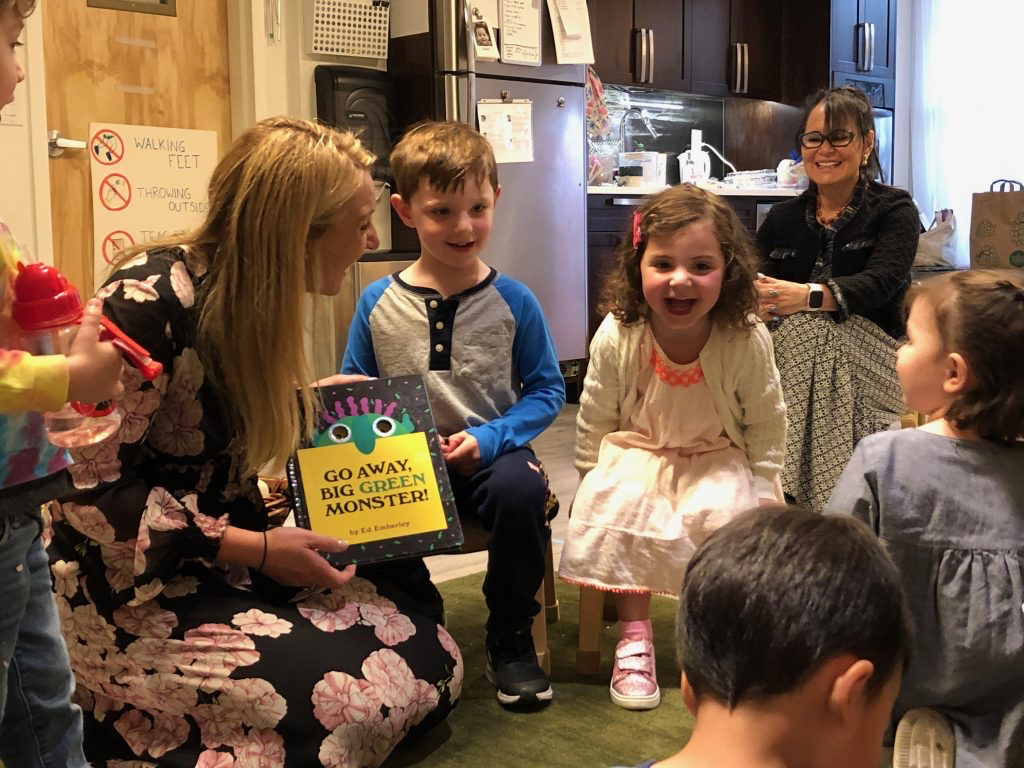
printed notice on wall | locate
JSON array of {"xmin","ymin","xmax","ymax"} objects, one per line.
[
  {"xmin": 500, "ymin": 0, "xmax": 542, "ymax": 66},
  {"xmin": 89, "ymin": 123, "xmax": 218, "ymax": 287},
  {"xmin": 477, "ymin": 100, "xmax": 534, "ymax": 164},
  {"xmin": 546, "ymin": 0, "xmax": 594, "ymax": 64}
]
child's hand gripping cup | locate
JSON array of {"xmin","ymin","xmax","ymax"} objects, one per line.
[{"xmin": 10, "ymin": 261, "xmax": 163, "ymax": 447}]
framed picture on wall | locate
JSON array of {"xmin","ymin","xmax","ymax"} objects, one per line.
[{"xmin": 87, "ymin": 0, "xmax": 176, "ymax": 16}]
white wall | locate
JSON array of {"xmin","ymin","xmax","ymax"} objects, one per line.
[{"xmin": 0, "ymin": 10, "xmax": 53, "ymax": 263}]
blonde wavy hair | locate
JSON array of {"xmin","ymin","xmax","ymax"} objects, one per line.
[{"xmin": 115, "ymin": 117, "xmax": 373, "ymax": 472}]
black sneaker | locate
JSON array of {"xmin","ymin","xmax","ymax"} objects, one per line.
[{"xmin": 485, "ymin": 628, "xmax": 553, "ymax": 708}]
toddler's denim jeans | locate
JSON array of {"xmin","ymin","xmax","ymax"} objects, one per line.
[{"xmin": 0, "ymin": 473, "xmax": 87, "ymax": 768}]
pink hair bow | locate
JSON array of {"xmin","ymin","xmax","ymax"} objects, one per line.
[{"xmin": 632, "ymin": 210, "xmax": 643, "ymax": 249}]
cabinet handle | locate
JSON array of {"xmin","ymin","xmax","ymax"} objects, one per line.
[
  {"xmin": 607, "ymin": 197, "xmax": 643, "ymax": 206},
  {"xmin": 855, "ymin": 22, "xmax": 865, "ymax": 71},
  {"xmin": 741, "ymin": 42, "xmax": 749, "ymax": 94},
  {"xmin": 647, "ymin": 29, "xmax": 655, "ymax": 84},
  {"xmin": 867, "ymin": 22, "xmax": 876, "ymax": 72},
  {"xmin": 634, "ymin": 29, "xmax": 647, "ymax": 84},
  {"xmin": 731, "ymin": 43, "xmax": 741, "ymax": 93}
]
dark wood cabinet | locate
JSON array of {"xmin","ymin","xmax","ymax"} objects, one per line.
[
  {"xmin": 587, "ymin": 0, "xmax": 690, "ymax": 93},
  {"xmin": 832, "ymin": 0, "xmax": 897, "ymax": 80},
  {"xmin": 589, "ymin": 0, "xmax": 897, "ymax": 112}
]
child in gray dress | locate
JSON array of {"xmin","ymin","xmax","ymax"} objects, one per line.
[{"xmin": 828, "ymin": 269, "xmax": 1024, "ymax": 768}]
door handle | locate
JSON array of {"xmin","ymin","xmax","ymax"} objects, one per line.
[
  {"xmin": 462, "ymin": 0, "xmax": 476, "ymax": 125},
  {"xmin": 47, "ymin": 130, "xmax": 87, "ymax": 158}
]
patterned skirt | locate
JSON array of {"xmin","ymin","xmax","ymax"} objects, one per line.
[{"xmin": 771, "ymin": 312, "xmax": 904, "ymax": 512}]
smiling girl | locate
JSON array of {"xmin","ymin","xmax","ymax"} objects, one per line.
[{"xmin": 559, "ymin": 184, "xmax": 787, "ymax": 711}]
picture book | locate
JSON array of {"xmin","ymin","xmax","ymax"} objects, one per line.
[{"xmin": 287, "ymin": 374, "xmax": 463, "ymax": 567}]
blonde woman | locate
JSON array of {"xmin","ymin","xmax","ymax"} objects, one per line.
[{"xmin": 48, "ymin": 118, "xmax": 462, "ymax": 766}]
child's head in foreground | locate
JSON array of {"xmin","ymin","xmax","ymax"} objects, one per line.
[
  {"xmin": 389, "ymin": 121, "xmax": 501, "ymax": 267},
  {"xmin": 676, "ymin": 505, "xmax": 913, "ymax": 768},
  {"xmin": 1, "ymin": 0, "xmax": 34, "ymax": 111},
  {"xmin": 601, "ymin": 183, "xmax": 760, "ymax": 331},
  {"xmin": 899, "ymin": 268, "xmax": 1024, "ymax": 442}
]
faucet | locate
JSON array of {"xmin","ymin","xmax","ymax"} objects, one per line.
[{"xmin": 619, "ymin": 107, "xmax": 660, "ymax": 154}]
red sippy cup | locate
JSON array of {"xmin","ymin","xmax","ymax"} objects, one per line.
[{"xmin": 11, "ymin": 261, "xmax": 163, "ymax": 448}]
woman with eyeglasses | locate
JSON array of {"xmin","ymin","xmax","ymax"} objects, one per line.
[{"xmin": 754, "ymin": 86, "xmax": 920, "ymax": 511}]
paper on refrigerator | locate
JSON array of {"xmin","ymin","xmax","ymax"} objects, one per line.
[
  {"xmin": 545, "ymin": 0, "xmax": 594, "ymax": 64},
  {"xmin": 477, "ymin": 101, "xmax": 534, "ymax": 164},
  {"xmin": 500, "ymin": 0, "xmax": 542, "ymax": 66}
]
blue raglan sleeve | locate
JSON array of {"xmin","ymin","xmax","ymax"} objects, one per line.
[
  {"xmin": 467, "ymin": 278, "xmax": 565, "ymax": 465},
  {"xmin": 340, "ymin": 278, "xmax": 389, "ymax": 377}
]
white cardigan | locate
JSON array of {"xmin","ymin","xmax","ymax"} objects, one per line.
[{"xmin": 576, "ymin": 313, "xmax": 787, "ymax": 500}]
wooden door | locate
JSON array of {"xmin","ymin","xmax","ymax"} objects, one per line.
[
  {"xmin": 587, "ymin": 0, "xmax": 635, "ymax": 85},
  {"xmin": 731, "ymin": 0, "xmax": 781, "ymax": 101},
  {"xmin": 43, "ymin": 0, "xmax": 231, "ymax": 296},
  {"xmin": 859, "ymin": 0, "xmax": 896, "ymax": 79},
  {"xmin": 689, "ymin": 0, "xmax": 731, "ymax": 96},
  {"xmin": 635, "ymin": 0, "xmax": 689, "ymax": 92}
]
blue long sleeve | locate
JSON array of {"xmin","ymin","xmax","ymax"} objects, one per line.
[{"xmin": 466, "ymin": 278, "xmax": 564, "ymax": 466}]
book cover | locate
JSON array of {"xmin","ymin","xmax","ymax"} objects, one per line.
[{"xmin": 287, "ymin": 374, "xmax": 463, "ymax": 566}]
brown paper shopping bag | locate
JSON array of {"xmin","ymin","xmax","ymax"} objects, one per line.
[{"xmin": 970, "ymin": 179, "xmax": 1024, "ymax": 270}]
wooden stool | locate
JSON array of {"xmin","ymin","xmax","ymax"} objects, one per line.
[{"xmin": 460, "ymin": 521, "xmax": 558, "ymax": 675}]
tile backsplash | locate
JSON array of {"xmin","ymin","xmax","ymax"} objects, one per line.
[{"xmin": 589, "ymin": 85, "xmax": 726, "ymax": 184}]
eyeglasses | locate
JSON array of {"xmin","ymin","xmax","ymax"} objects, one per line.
[{"xmin": 798, "ymin": 129, "xmax": 857, "ymax": 149}]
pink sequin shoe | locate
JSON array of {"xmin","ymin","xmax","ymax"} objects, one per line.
[{"xmin": 610, "ymin": 637, "xmax": 661, "ymax": 710}]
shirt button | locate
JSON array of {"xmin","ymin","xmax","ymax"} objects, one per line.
[
  {"xmin": 435, "ymin": 343, "xmax": 444, "ymax": 352},
  {"xmin": 429, "ymin": 300, "xmax": 439, "ymax": 309},
  {"xmin": 435, "ymin": 321, "xmax": 444, "ymax": 330}
]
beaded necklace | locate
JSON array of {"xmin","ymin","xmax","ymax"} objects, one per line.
[{"xmin": 816, "ymin": 189, "xmax": 857, "ymax": 227}]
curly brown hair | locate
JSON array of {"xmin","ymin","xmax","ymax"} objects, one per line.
[
  {"xmin": 906, "ymin": 269, "xmax": 1024, "ymax": 443},
  {"xmin": 600, "ymin": 184, "xmax": 759, "ymax": 329}
]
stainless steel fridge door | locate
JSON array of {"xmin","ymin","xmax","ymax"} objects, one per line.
[
  {"xmin": 471, "ymin": 77, "xmax": 587, "ymax": 361},
  {"xmin": 435, "ymin": 0, "xmax": 585, "ymax": 84}
]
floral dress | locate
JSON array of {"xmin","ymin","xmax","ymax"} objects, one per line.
[
  {"xmin": 559, "ymin": 331, "xmax": 758, "ymax": 596},
  {"xmin": 47, "ymin": 248, "xmax": 461, "ymax": 768}
]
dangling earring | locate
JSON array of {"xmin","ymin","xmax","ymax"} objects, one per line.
[{"xmin": 861, "ymin": 155, "xmax": 869, "ymax": 167}]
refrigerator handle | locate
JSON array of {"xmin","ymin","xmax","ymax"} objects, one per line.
[{"xmin": 462, "ymin": 0, "xmax": 476, "ymax": 125}]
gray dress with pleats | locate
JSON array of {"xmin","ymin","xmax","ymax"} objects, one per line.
[{"xmin": 827, "ymin": 428, "xmax": 1024, "ymax": 768}]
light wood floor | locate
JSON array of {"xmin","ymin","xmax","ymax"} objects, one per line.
[{"xmin": 425, "ymin": 404, "xmax": 579, "ymax": 583}]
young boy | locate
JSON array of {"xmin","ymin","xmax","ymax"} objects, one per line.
[
  {"xmin": 617, "ymin": 505, "xmax": 913, "ymax": 768},
  {"xmin": 343, "ymin": 121, "xmax": 565, "ymax": 708},
  {"xmin": 1, "ymin": 2, "xmax": 124, "ymax": 764}
]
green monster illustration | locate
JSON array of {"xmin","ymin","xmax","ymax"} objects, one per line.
[{"xmin": 313, "ymin": 395, "xmax": 415, "ymax": 454}]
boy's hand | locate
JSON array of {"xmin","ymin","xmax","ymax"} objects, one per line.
[
  {"xmin": 313, "ymin": 373, "xmax": 371, "ymax": 388},
  {"xmin": 66, "ymin": 299, "xmax": 124, "ymax": 404},
  {"xmin": 443, "ymin": 431, "xmax": 480, "ymax": 476}
]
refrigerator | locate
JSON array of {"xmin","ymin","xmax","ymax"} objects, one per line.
[{"xmin": 389, "ymin": 0, "xmax": 589, "ymax": 365}]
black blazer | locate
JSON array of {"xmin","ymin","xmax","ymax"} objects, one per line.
[{"xmin": 755, "ymin": 182, "xmax": 920, "ymax": 338}]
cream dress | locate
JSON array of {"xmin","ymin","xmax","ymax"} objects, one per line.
[{"xmin": 560, "ymin": 330, "xmax": 758, "ymax": 596}]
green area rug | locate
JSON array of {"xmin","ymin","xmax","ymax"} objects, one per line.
[{"xmin": 383, "ymin": 574, "xmax": 692, "ymax": 768}]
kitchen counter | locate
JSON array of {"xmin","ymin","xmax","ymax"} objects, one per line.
[{"xmin": 587, "ymin": 183, "xmax": 802, "ymax": 197}]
